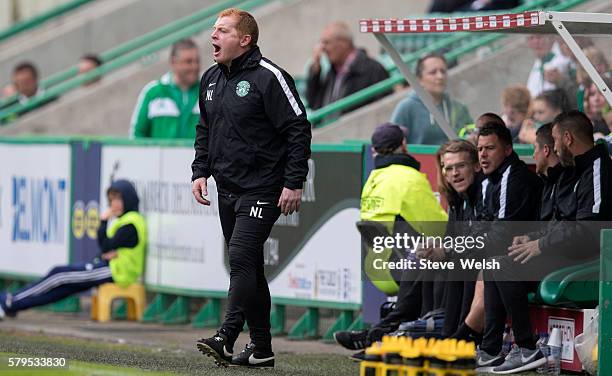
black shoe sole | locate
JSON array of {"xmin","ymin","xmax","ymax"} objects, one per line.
[
  {"xmin": 230, "ymin": 361, "xmax": 275, "ymax": 368},
  {"xmin": 196, "ymin": 342, "xmax": 230, "ymax": 367}
]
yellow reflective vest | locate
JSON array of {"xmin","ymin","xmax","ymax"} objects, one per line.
[
  {"xmin": 107, "ymin": 211, "xmax": 147, "ymax": 287},
  {"xmin": 361, "ymin": 155, "xmax": 447, "ymax": 295}
]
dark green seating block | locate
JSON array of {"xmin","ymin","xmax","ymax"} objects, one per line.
[{"xmin": 537, "ymin": 260, "xmax": 599, "ymax": 308}]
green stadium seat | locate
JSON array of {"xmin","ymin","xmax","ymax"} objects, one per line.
[{"xmin": 537, "ymin": 260, "xmax": 599, "ymax": 308}]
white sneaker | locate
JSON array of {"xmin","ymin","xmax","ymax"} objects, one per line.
[
  {"xmin": 492, "ymin": 345, "xmax": 546, "ymax": 374},
  {"xmin": 476, "ymin": 349, "xmax": 505, "ymax": 373}
]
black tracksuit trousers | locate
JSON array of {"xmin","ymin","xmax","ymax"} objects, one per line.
[
  {"xmin": 481, "ymin": 278, "xmax": 540, "ymax": 355},
  {"xmin": 480, "ymin": 255, "xmax": 578, "ymax": 355},
  {"xmin": 442, "ymin": 280, "xmax": 476, "ymax": 337},
  {"xmin": 368, "ymin": 268, "xmax": 446, "ymax": 342},
  {"xmin": 217, "ymin": 190, "xmax": 281, "ymax": 352}
]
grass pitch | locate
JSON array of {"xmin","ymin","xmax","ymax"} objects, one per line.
[{"xmin": 0, "ymin": 330, "xmax": 360, "ymax": 375}]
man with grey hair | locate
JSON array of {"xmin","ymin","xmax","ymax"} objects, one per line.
[
  {"xmin": 130, "ymin": 38, "xmax": 201, "ymax": 139},
  {"xmin": 306, "ymin": 21, "xmax": 390, "ymax": 122}
]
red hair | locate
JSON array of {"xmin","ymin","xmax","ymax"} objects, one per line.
[{"xmin": 219, "ymin": 8, "xmax": 259, "ymax": 46}]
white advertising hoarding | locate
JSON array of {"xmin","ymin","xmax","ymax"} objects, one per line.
[
  {"xmin": 100, "ymin": 146, "xmax": 228, "ymax": 292},
  {"xmin": 100, "ymin": 145, "xmax": 361, "ymax": 305},
  {"xmin": 0, "ymin": 144, "xmax": 71, "ymax": 277},
  {"xmin": 268, "ymin": 207, "xmax": 361, "ymax": 304}
]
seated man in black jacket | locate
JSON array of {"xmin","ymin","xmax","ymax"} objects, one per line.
[
  {"xmin": 528, "ymin": 111, "xmax": 612, "ymax": 255},
  {"xmin": 428, "ymin": 139, "xmax": 484, "ymax": 340},
  {"xmin": 473, "ymin": 122, "xmax": 544, "ymax": 373},
  {"xmin": 533, "ymin": 123, "xmax": 564, "ymax": 221},
  {"xmin": 481, "ymin": 111, "xmax": 611, "ymax": 374}
]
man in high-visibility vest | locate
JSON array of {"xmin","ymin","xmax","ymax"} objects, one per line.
[
  {"xmin": 334, "ymin": 123, "xmax": 447, "ymax": 360},
  {"xmin": 0, "ymin": 180, "xmax": 146, "ymax": 319}
]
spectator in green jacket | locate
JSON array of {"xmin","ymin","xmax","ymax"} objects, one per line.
[{"xmin": 130, "ymin": 39, "xmax": 201, "ymax": 139}]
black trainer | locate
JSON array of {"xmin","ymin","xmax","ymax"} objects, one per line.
[
  {"xmin": 196, "ymin": 332, "xmax": 233, "ymax": 367},
  {"xmin": 492, "ymin": 345, "xmax": 547, "ymax": 374},
  {"xmin": 349, "ymin": 350, "xmax": 366, "ymax": 362},
  {"xmin": 333, "ymin": 329, "xmax": 369, "ymax": 350},
  {"xmin": 231, "ymin": 343, "xmax": 275, "ymax": 368}
]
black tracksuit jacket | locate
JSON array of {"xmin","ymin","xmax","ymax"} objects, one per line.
[
  {"xmin": 479, "ymin": 152, "xmax": 543, "ymax": 254},
  {"xmin": 191, "ymin": 46, "xmax": 312, "ymax": 194},
  {"xmin": 538, "ymin": 163, "xmax": 566, "ymax": 222},
  {"xmin": 538, "ymin": 142, "xmax": 612, "ymax": 258}
]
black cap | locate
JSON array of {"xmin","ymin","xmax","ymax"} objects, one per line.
[{"xmin": 371, "ymin": 123, "xmax": 407, "ymax": 152}]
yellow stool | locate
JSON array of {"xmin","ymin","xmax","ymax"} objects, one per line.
[{"xmin": 91, "ymin": 283, "xmax": 146, "ymax": 322}]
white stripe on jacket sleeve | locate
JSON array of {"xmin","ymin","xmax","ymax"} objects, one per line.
[{"xmin": 259, "ymin": 60, "xmax": 303, "ymax": 116}]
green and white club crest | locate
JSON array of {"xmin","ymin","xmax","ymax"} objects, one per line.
[{"xmin": 236, "ymin": 80, "xmax": 250, "ymax": 97}]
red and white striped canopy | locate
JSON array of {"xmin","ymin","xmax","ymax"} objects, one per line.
[{"xmin": 360, "ymin": 11, "xmax": 612, "ymax": 34}]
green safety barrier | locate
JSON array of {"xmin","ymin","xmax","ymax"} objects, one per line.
[
  {"xmin": 140, "ymin": 282, "xmax": 361, "ymax": 335},
  {"xmin": 193, "ymin": 298, "xmax": 222, "ymax": 328},
  {"xmin": 0, "ymin": 0, "xmax": 94, "ymax": 44},
  {"xmin": 322, "ymin": 310, "xmax": 354, "ymax": 342},
  {"xmin": 0, "ymin": 0, "xmax": 270, "ymax": 118},
  {"xmin": 112, "ymin": 301, "xmax": 129, "ymax": 320},
  {"xmin": 7, "ymin": 280, "xmax": 25, "ymax": 294},
  {"xmin": 141, "ymin": 287, "xmax": 227, "ymax": 324},
  {"xmin": 347, "ymin": 315, "xmax": 367, "ymax": 331},
  {"xmin": 270, "ymin": 304, "xmax": 286, "ymax": 335},
  {"xmin": 288, "ymin": 308, "xmax": 320, "ymax": 340},
  {"xmin": 161, "ymin": 296, "xmax": 191, "ymax": 325},
  {"xmin": 306, "ymin": 0, "xmax": 586, "ymax": 127},
  {"xmin": 142, "ymin": 293, "xmax": 173, "ymax": 323},
  {"xmin": 600, "ymin": 230, "xmax": 612, "ymax": 375}
]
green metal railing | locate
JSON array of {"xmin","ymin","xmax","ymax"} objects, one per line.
[
  {"xmin": 0, "ymin": 0, "xmax": 271, "ymax": 122},
  {"xmin": 307, "ymin": 0, "xmax": 585, "ymax": 127},
  {"xmin": 0, "ymin": 0, "xmax": 94, "ymax": 44},
  {"xmin": 7, "ymin": 0, "xmax": 245, "ymax": 102}
]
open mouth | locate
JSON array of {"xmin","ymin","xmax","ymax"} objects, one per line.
[
  {"xmin": 453, "ymin": 177, "xmax": 465, "ymax": 184},
  {"xmin": 481, "ymin": 161, "xmax": 490, "ymax": 170},
  {"xmin": 212, "ymin": 43, "xmax": 221, "ymax": 56}
]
